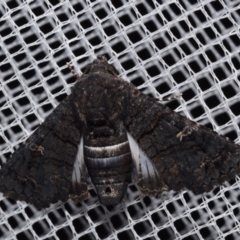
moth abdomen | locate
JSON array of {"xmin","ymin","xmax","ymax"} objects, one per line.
[
  {"xmin": 85, "ymin": 155, "xmax": 133, "ymax": 184},
  {"xmin": 84, "ymin": 148, "xmax": 133, "ymax": 182},
  {"xmin": 87, "ymin": 162, "xmax": 133, "ymax": 177},
  {"xmin": 84, "ymin": 141, "xmax": 130, "ymax": 158},
  {"xmin": 90, "ymin": 171, "xmax": 133, "ymax": 185},
  {"xmin": 84, "ymin": 141, "xmax": 133, "ymax": 205},
  {"xmin": 85, "ymin": 153, "xmax": 132, "ymax": 168}
]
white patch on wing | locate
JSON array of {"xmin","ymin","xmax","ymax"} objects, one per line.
[
  {"xmin": 72, "ymin": 137, "xmax": 84, "ymax": 183},
  {"xmin": 84, "ymin": 141, "xmax": 128, "ymax": 152},
  {"xmin": 127, "ymin": 132, "xmax": 159, "ymax": 183}
]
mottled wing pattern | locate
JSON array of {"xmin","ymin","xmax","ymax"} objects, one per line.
[
  {"xmin": 123, "ymin": 84, "xmax": 240, "ymax": 196},
  {"xmin": 2, "ymin": 55, "xmax": 240, "ymax": 208},
  {"xmin": 0, "ymin": 89, "xmax": 88, "ymax": 208}
]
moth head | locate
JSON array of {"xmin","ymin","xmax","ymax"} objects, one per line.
[{"xmin": 83, "ymin": 55, "xmax": 118, "ymax": 77}]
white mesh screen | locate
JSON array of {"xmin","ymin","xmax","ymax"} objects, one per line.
[{"xmin": 1, "ymin": 0, "xmax": 240, "ymax": 239}]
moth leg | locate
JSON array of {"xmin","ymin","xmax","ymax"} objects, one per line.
[
  {"xmin": 66, "ymin": 62, "xmax": 80, "ymax": 79},
  {"xmin": 158, "ymin": 93, "xmax": 182, "ymax": 102}
]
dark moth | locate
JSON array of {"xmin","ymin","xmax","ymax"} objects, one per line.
[{"xmin": 1, "ymin": 55, "xmax": 240, "ymax": 208}]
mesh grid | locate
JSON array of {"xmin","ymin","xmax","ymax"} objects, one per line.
[{"xmin": 1, "ymin": 0, "xmax": 240, "ymax": 239}]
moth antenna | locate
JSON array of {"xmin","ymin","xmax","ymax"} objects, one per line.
[
  {"xmin": 66, "ymin": 62, "xmax": 80, "ymax": 79},
  {"xmin": 158, "ymin": 93, "xmax": 183, "ymax": 102}
]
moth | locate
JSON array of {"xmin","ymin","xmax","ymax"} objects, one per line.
[{"xmin": 1, "ymin": 55, "xmax": 240, "ymax": 209}]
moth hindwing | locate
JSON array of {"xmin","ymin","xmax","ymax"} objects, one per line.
[{"xmin": 1, "ymin": 55, "xmax": 240, "ymax": 208}]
